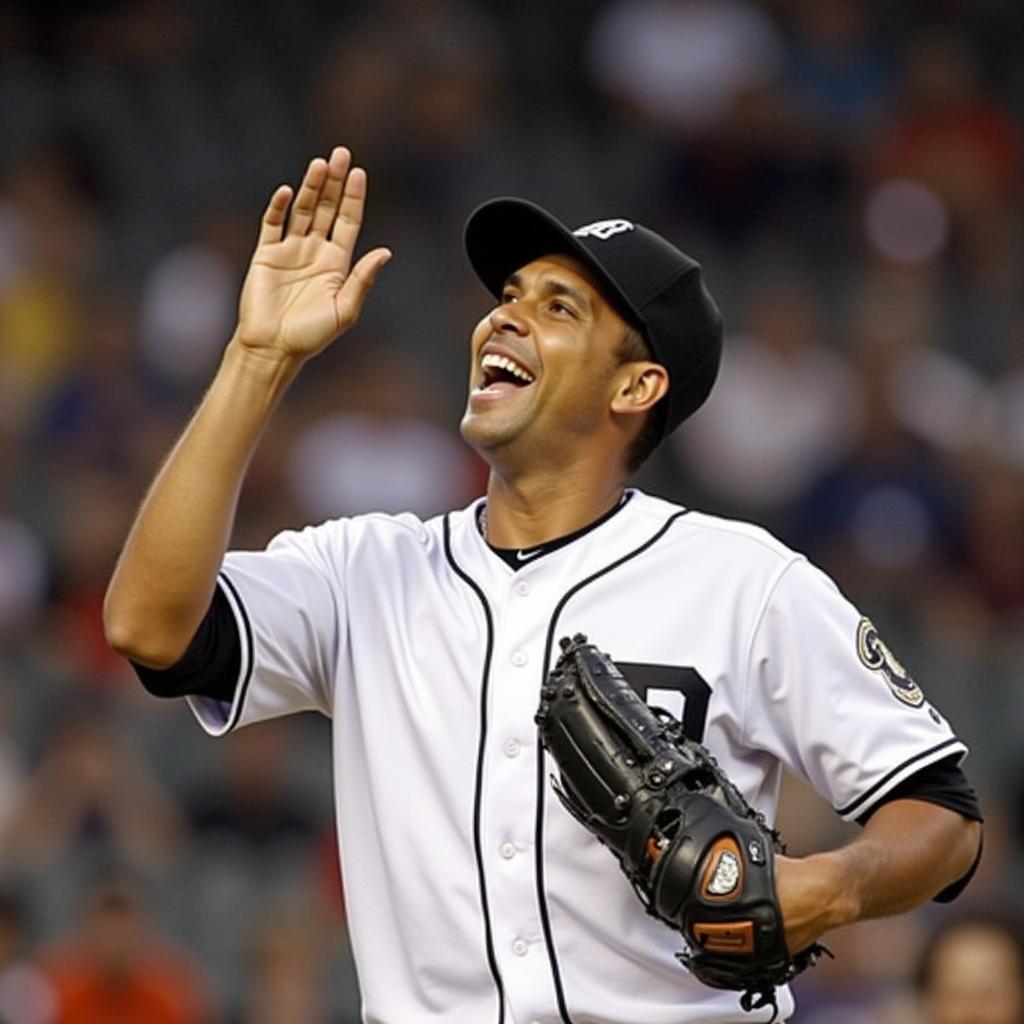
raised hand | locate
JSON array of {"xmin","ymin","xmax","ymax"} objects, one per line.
[{"xmin": 235, "ymin": 146, "xmax": 392, "ymax": 362}]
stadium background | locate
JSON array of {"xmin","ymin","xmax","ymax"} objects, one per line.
[{"xmin": 0, "ymin": 0, "xmax": 1022, "ymax": 1020}]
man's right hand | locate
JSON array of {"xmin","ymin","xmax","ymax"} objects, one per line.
[{"xmin": 235, "ymin": 146, "xmax": 392, "ymax": 363}]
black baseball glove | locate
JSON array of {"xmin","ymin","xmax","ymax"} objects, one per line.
[{"xmin": 535, "ymin": 634, "xmax": 829, "ymax": 1020}]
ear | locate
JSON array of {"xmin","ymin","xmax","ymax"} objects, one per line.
[{"xmin": 609, "ymin": 362, "xmax": 669, "ymax": 416}]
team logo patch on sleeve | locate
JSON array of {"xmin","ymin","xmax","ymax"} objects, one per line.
[{"xmin": 856, "ymin": 617, "xmax": 925, "ymax": 707}]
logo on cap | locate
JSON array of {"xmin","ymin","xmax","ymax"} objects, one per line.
[{"xmin": 573, "ymin": 219, "xmax": 634, "ymax": 241}]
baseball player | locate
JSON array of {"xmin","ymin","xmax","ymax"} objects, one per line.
[{"xmin": 105, "ymin": 147, "xmax": 982, "ymax": 1023}]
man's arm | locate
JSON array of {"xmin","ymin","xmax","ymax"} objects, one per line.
[
  {"xmin": 104, "ymin": 147, "xmax": 391, "ymax": 668},
  {"xmin": 777, "ymin": 800, "xmax": 983, "ymax": 954}
]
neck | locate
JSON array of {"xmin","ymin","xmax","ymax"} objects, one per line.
[{"xmin": 482, "ymin": 462, "xmax": 625, "ymax": 549}]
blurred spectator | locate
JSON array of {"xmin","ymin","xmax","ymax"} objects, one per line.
[
  {"xmin": 44, "ymin": 467, "xmax": 147, "ymax": 693},
  {"xmin": 181, "ymin": 723, "xmax": 334, "ymax": 1017},
  {"xmin": 237, "ymin": 904, "xmax": 332, "ymax": 1024},
  {"xmin": 993, "ymin": 319, "xmax": 1024, "ymax": 470},
  {"xmin": 139, "ymin": 213, "xmax": 242, "ymax": 397},
  {"xmin": 587, "ymin": 0, "xmax": 784, "ymax": 137},
  {"xmin": 285, "ymin": 349, "xmax": 477, "ymax": 520},
  {"xmin": 307, "ymin": 29, "xmax": 404, "ymax": 186},
  {"xmin": 0, "ymin": 891, "xmax": 56, "ymax": 1024},
  {"xmin": 0, "ymin": 686, "xmax": 26, "ymax": 840},
  {"xmin": 673, "ymin": 272, "xmax": 862, "ymax": 517},
  {"xmin": 888, "ymin": 335, "xmax": 991, "ymax": 452},
  {"xmin": 395, "ymin": 0, "xmax": 509, "ymax": 214},
  {"xmin": 186, "ymin": 721, "xmax": 320, "ymax": 852},
  {"xmin": 865, "ymin": 28, "xmax": 1023, "ymax": 296},
  {"xmin": 0, "ymin": 0, "xmax": 196, "ymax": 67},
  {"xmin": 0, "ymin": 516, "xmax": 48, "ymax": 635},
  {"xmin": 871, "ymin": 306, "xmax": 993, "ymax": 458},
  {"xmin": 788, "ymin": 326, "xmax": 965, "ymax": 608},
  {"xmin": 288, "ymin": 412, "xmax": 476, "ymax": 520},
  {"xmin": 38, "ymin": 869, "xmax": 213, "ymax": 1024},
  {"xmin": 0, "ymin": 142, "xmax": 102, "ymax": 427},
  {"xmin": 963, "ymin": 457, "xmax": 1024, "ymax": 619},
  {"xmin": 790, "ymin": 914, "xmax": 925, "ymax": 1024},
  {"xmin": 914, "ymin": 912, "xmax": 1024, "ymax": 1024},
  {"xmin": 1, "ymin": 708, "xmax": 184, "ymax": 876},
  {"xmin": 870, "ymin": 28, "xmax": 1021, "ymax": 216},
  {"xmin": 310, "ymin": 0, "xmax": 508, "ymax": 219},
  {"xmin": 69, "ymin": 0, "xmax": 197, "ymax": 71},
  {"xmin": 37, "ymin": 290, "xmax": 158, "ymax": 472},
  {"xmin": 781, "ymin": 0, "xmax": 892, "ymax": 140},
  {"xmin": 586, "ymin": 0, "xmax": 806, "ymax": 236}
]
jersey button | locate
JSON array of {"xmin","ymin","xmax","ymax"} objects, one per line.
[
  {"xmin": 511, "ymin": 650, "xmax": 528, "ymax": 667},
  {"xmin": 512, "ymin": 938, "xmax": 529, "ymax": 957},
  {"xmin": 503, "ymin": 738, "xmax": 522, "ymax": 758},
  {"xmin": 499, "ymin": 841, "xmax": 517, "ymax": 859},
  {"xmin": 514, "ymin": 580, "xmax": 531, "ymax": 596}
]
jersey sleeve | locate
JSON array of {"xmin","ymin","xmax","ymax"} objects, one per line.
[
  {"xmin": 743, "ymin": 557, "xmax": 969, "ymax": 822},
  {"xmin": 187, "ymin": 523, "xmax": 343, "ymax": 736},
  {"xmin": 862, "ymin": 754, "xmax": 983, "ymax": 902},
  {"xmin": 860, "ymin": 754, "xmax": 982, "ymax": 827},
  {"xmin": 132, "ymin": 585, "xmax": 241, "ymax": 702}
]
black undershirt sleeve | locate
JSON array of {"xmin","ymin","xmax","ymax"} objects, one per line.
[
  {"xmin": 856, "ymin": 753, "xmax": 983, "ymax": 903},
  {"xmin": 130, "ymin": 585, "xmax": 241, "ymax": 703}
]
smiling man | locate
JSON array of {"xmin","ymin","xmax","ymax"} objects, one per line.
[{"xmin": 105, "ymin": 148, "xmax": 982, "ymax": 1024}]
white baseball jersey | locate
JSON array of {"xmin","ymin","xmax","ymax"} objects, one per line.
[{"xmin": 187, "ymin": 489, "xmax": 967, "ymax": 1024}]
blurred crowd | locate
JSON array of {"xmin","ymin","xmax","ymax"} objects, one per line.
[{"xmin": 0, "ymin": 0, "xmax": 1023, "ymax": 1020}]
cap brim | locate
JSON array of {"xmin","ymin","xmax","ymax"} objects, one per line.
[{"xmin": 464, "ymin": 198, "xmax": 643, "ymax": 326}]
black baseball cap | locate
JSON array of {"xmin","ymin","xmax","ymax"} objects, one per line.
[{"xmin": 464, "ymin": 197, "xmax": 724, "ymax": 441}]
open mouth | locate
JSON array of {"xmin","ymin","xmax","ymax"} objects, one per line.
[{"xmin": 476, "ymin": 352, "xmax": 537, "ymax": 394}]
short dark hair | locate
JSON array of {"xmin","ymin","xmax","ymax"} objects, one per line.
[{"xmin": 614, "ymin": 324, "xmax": 662, "ymax": 474}]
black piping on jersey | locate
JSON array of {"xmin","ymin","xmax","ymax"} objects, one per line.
[
  {"xmin": 836, "ymin": 737, "xmax": 965, "ymax": 820},
  {"xmin": 442, "ymin": 514, "xmax": 507, "ymax": 1024},
  {"xmin": 533, "ymin": 508, "xmax": 692, "ymax": 1024},
  {"xmin": 218, "ymin": 572, "xmax": 256, "ymax": 733}
]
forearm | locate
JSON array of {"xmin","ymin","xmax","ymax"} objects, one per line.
[
  {"xmin": 778, "ymin": 799, "xmax": 982, "ymax": 952},
  {"xmin": 832, "ymin": 801, "xmax": 980, "ymax": 918},
  {"xmin": 106, "ymin": 147, "xmax": 387, "ymax": 667},
  {"xmin": 104, "ymin": 339, "xmax": 302, "ymax": 666}
]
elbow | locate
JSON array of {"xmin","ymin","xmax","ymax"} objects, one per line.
[
  {"xmin": 952, "ymin": 818, "xmax": 983, "ymax": 880},
  {"xmin": 933, "ymin": 817, "xmax": 983, "ymax": 905},
  {"xmin": 103, "ymin": 592, "xmax": 187, "ymax": 669},
  {"xmin": 102, "ymin": 589, "xmax": 138, "ymax": 659}
]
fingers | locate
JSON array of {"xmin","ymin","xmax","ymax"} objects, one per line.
[
  {"xmin": 257, "ymin": 185, "xmax": 293, "ymax": 246},
  {"xmin": 259, "ymin": 149, "xmax": 364, "ymax": 248},
  {"xmin": 310, "ymin": 146, "xmax": 351, "ymax": 236},
  {"xmin": 286, "ymin": 156, "xmax": 330, "ymax": 236},
  {"xmin": 335, "ymin": 247, "xmax": 393, "ymax": 328},
  {"xmin": 330, "ymin": 165, "xmax": 369, "ymax": 258}
]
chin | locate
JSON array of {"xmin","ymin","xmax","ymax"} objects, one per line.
[
  {"xmin": 460, "ymin": 411, "xmax": 502, "ymax": 452},
  {"xmin": 459, "ymin": 407, "xmax": 526, "ymax": 459}
]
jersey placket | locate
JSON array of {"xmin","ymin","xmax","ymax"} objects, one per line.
[{"xmin": 482, "ymin": 565, "xmax": 559, "ymax": 1023}]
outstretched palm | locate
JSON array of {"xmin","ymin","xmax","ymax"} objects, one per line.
[{"xmin": 237, "ymin": 147, "xmax": 391, "ymax": 360}]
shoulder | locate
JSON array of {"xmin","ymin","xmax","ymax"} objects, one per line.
[
  {"xmin": 628, "ymin": 490, "xmax": 800, "ymax": 572},
  {"xmin": 660, "ymin": 506, "xmax": 862, "ymax": 631},
  {"xmin": 255, "ymin": 509, "xmax": 448, "ymax": 572}
]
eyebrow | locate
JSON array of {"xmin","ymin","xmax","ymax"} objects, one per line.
[{"xmin": 504, "ymin": 271, "xmax": 594, "ymax": 316}]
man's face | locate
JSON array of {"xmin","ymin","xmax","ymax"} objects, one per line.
[{"xmin": 460, "ymin": 252, "xmax": 630, "ymax": 463}]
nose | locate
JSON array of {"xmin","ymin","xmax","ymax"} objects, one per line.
[{"xmin": 489, "ymin": 302, "xmax": 528, "ymax": 336}]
